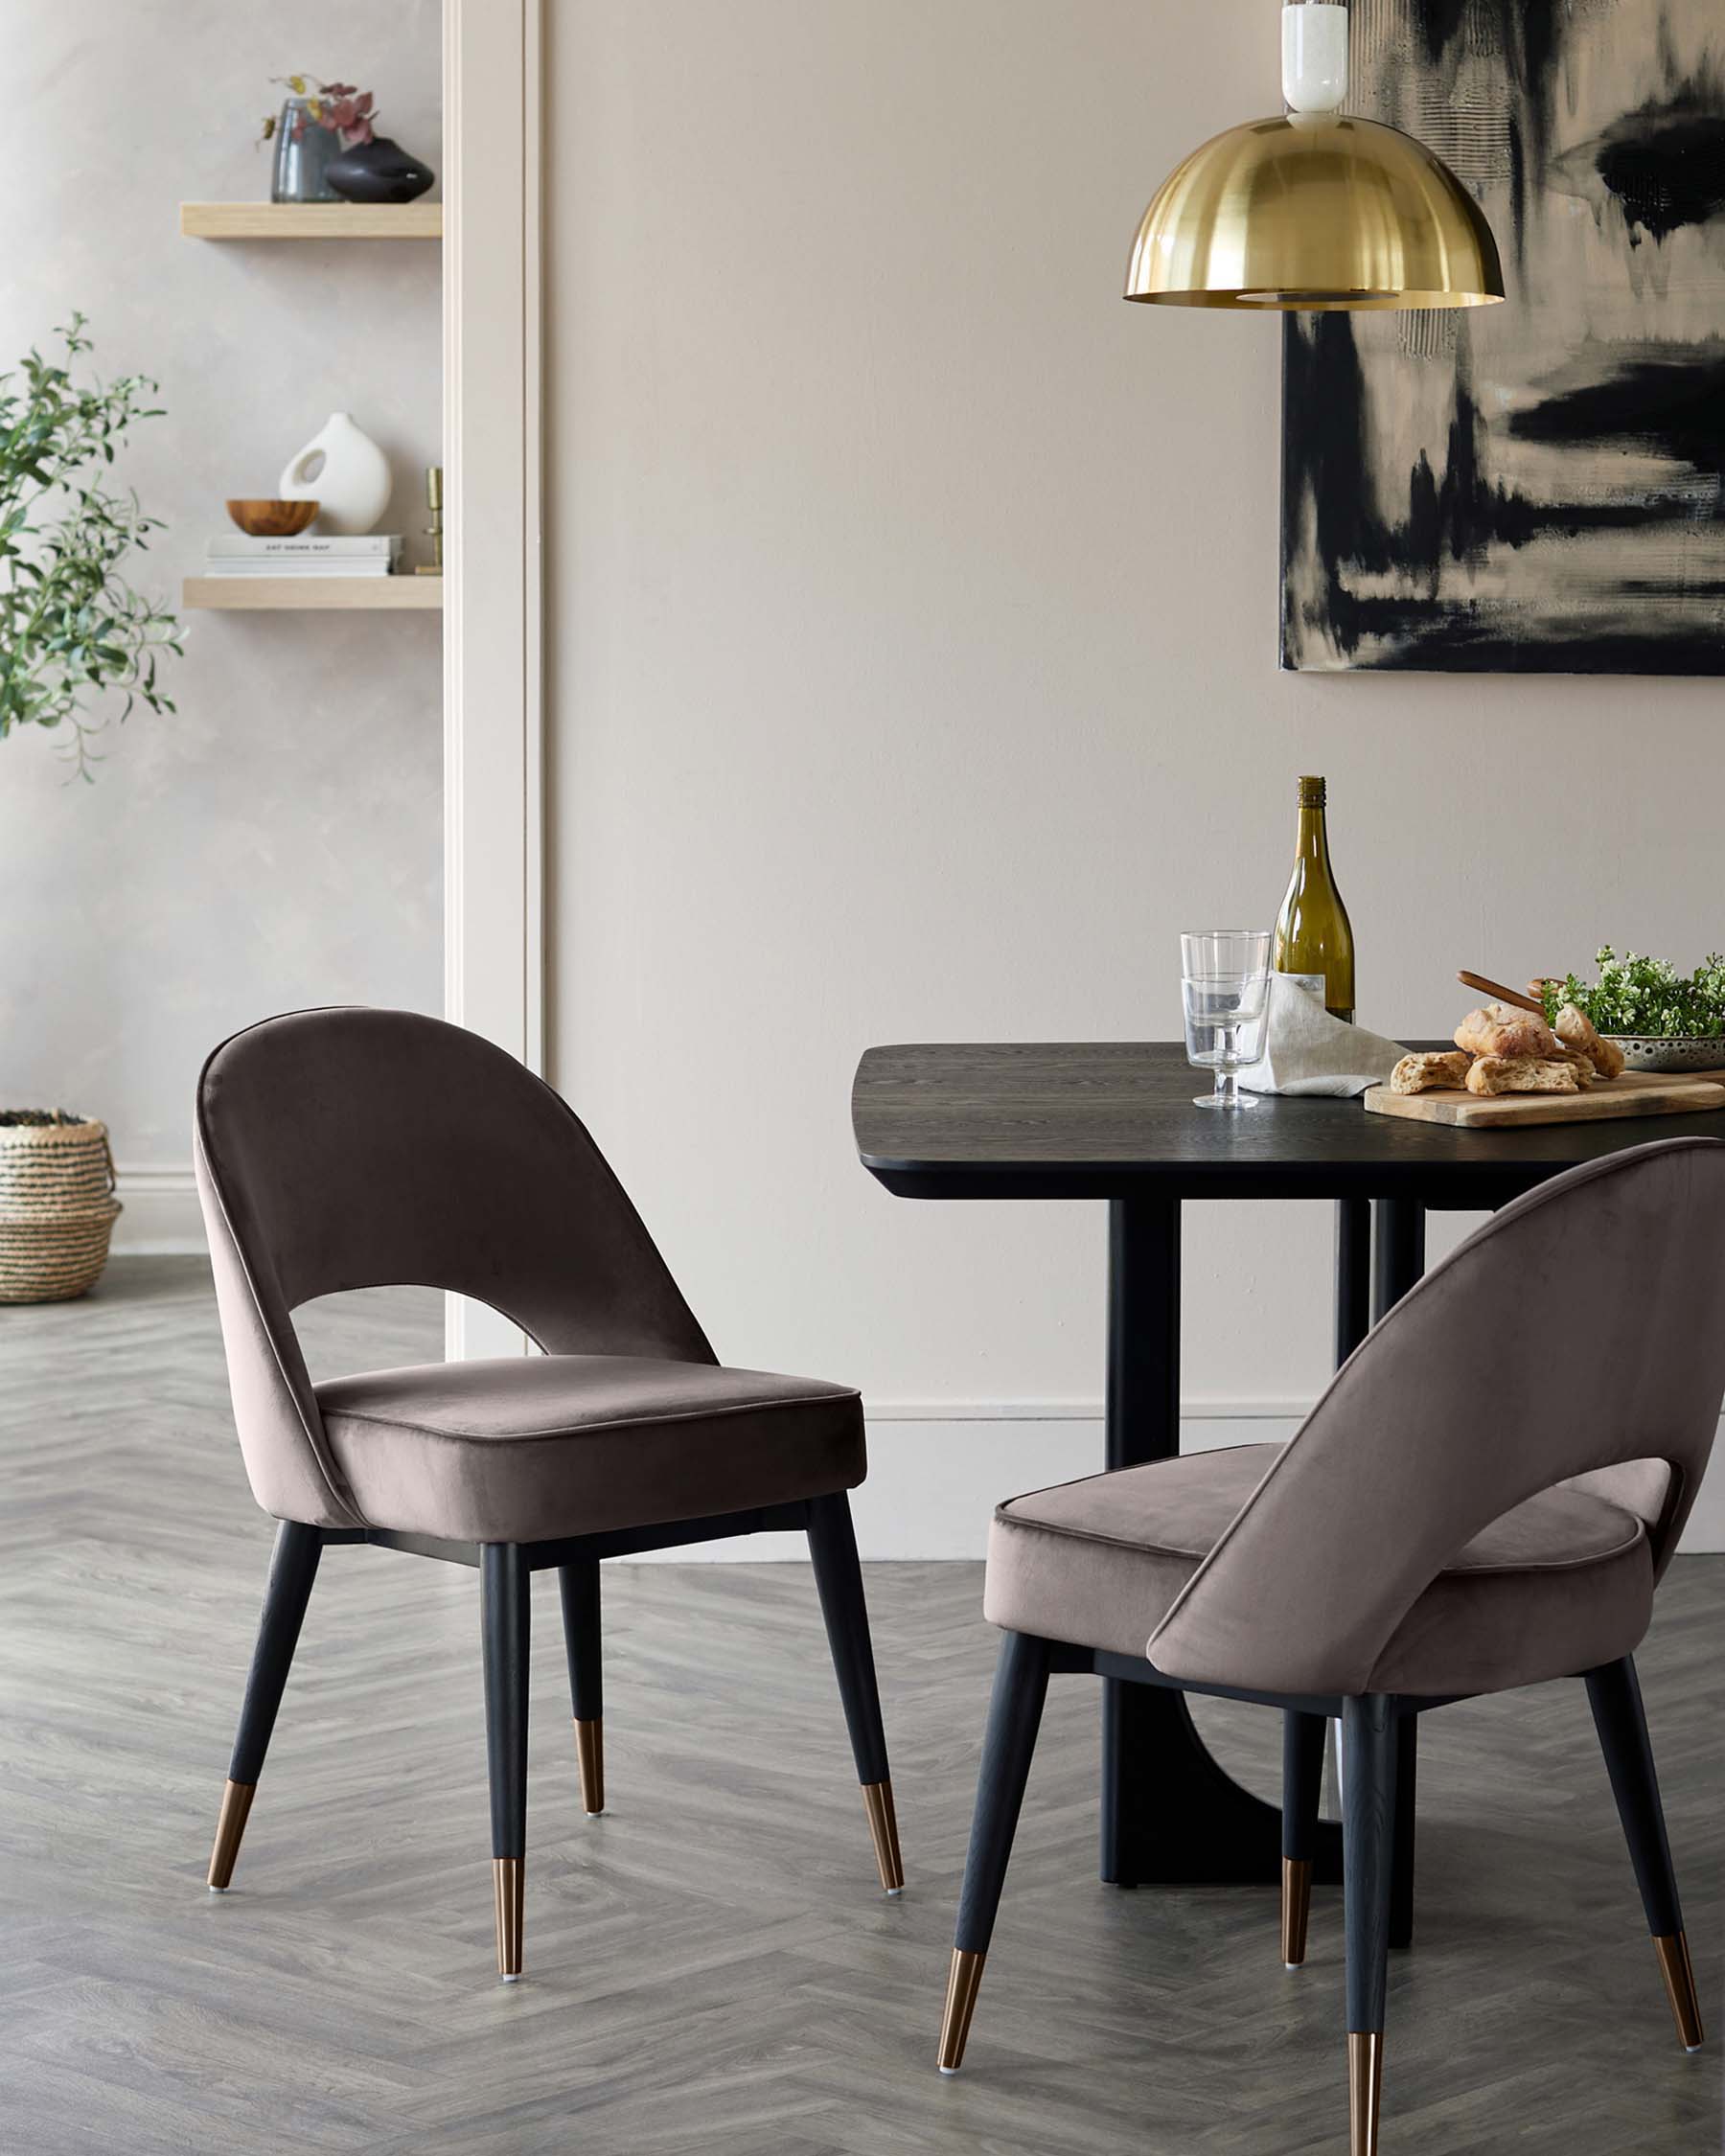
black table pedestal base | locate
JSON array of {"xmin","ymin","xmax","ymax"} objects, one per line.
[
  {"xmin": 1099, "ymin": 1192, "xmax": 1409, "ymax": 1895},
  {"xmin": 1099, "ymin": 1197, "xmax": 1346, "ymax": 1886},
  {"xmin": 1102, "ymin": 1683, "xmax": 1345, "ymax": 1887},
  {"xmin": 1373, "ymin": 1197, "xmax": 1426, "ymax": 1949}
]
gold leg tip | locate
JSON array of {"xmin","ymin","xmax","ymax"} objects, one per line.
[
  {"xmin": 862, "ymin": 1779, "xmax": 905, "ymax": 1894},
  {"xmin": 573, "ymin": 1718, "xmax": 605, "ymax": 1815},
  {"xmin": 206, "ymin": 1779, "xmax": 257, "ymax": 1892},
  {"xmin": 1348, "ymin": 2031, "xmax": 1384, "ymax": 2156},
  {"xmin": 937, "ymin": 1948, "xmax": 985, "ymax": 2074},
  {"xmin": 1281, "ymin": 1856, "xmax": 1313, "ymax": 1969},
  {"xmin": 493, "ymin": 1856, "xmax": 524, "ymax": 1981},
  {"xmin": 1654, "ymin": 1935, "xmax": 1704, "ymax": 2053}
]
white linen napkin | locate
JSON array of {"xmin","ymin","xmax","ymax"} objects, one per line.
[{"xmin": 1238, "ymin": 975, "xmax": 1408, "ymax": 1097}]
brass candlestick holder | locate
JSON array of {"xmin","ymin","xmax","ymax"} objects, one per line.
[{"xmin": 416, "ymin": 464, "xmax": 444, "ymax": 575}]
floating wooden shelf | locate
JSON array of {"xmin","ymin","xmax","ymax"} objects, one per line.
[
  {"xmin": 184, "ymin": 576, "xmax": 443, "ymax": 611},
  {"xmin": 180, "ymin": 201, "xmax": 442, "ymax": 241}
]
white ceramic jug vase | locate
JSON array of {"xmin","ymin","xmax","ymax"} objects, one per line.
[{"xmin": 279, "ymin": 412, "xmax": 392, "ymax": 535}]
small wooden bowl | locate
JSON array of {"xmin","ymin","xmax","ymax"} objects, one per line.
[{"xmin": 226, "ymin": 498, "xmax": 319, "ymax": 538}]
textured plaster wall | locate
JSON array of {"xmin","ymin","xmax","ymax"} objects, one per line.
[
  {"xmin": 0, "ymin": 2, "xmax": 443, "ymax": 1214},
  {"xmin": 545, "ymin": 2, "xmax": 1725, "ymax": 1553}
]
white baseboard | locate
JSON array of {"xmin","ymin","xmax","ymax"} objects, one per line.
[
  {"xmin": 98, "ymin": 1193, "xmax": 1725, "ymax": 1557},
  {"xmin": 632, "ymin": 1399, "xmax": 1725, "ymax": 1561},
  {"xmin": 110, "ymin": 1163, "xmax": 205, "ymax": 1253},
  {"xmin": 1683, "ymin": 1468, "xmax": 1725, "ymax": 1552},
  {"xmin": 626, "ymin": 1405, "xmax": 1267, "ymax": 1562}
]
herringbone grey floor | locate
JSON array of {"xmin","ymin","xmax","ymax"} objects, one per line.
[{"xmin": 0, "ymin": 1259, "xmax": 1719, "ymax": 2154}]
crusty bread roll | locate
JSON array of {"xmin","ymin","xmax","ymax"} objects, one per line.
[
  {"xmin": 1551, "ymin": 1044, "xmax": 1598, "ymax": 1085},
  {"xmin": 1554, "ymin": 1002, "xmax": 1625, "ymax": 1080},
  {"xmin": 1390, "ymin": 1050, "xmax": 1473, "ymax": 1095},
  {"xmin": 1464, "ymin": 1054, "xmax": 1580, "ymax": 1097},
  {"xmin": 1455, "ymin": 1002, "xmax": 1559, "ymax": 1061}
]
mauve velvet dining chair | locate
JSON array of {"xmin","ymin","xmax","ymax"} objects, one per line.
[
  {"xmin": 935, "ymin": 1137, "xmax": 1723, "ymax": 2155},
  {"xmin": 194, "ymin": 1007, "xmax": 902, "ymax": 1982}
]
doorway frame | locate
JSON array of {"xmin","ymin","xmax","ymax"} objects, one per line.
[{"xmin": 442, "ymin": 0, "xmax": 544, "ymax": 1357}]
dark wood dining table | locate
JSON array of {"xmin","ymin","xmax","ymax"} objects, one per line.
[{"xmin": 851, "ymin": 1038, "xmax": 1725, "ymax": 1936}]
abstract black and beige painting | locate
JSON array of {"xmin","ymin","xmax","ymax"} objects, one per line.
[{"xmin": 1282, "ymin": 0, "xmax": 1725, "ymax": 674}]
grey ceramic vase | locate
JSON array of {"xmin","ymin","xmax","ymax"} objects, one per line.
[{"xmin": 325, "ymin": 136, "xmax": 435, "ymax": 206}]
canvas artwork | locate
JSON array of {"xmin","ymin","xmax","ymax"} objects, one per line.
[{"xmin": 1281, "ymin": 0, "xmax": 1725, "ymax": 675}]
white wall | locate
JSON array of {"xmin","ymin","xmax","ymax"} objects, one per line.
[
  {"xmin": 545, "ymin": 1, "xmax": 1725, "ymax": 1554},
  {"xmin": 0, "ymin": 3, "xmax": 444, "ymax": 1245}
]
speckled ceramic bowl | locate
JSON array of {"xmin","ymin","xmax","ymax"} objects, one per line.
[{"xmin": 1609, "ymin": 1036, "xmax": 1725, "ymax": 1074}]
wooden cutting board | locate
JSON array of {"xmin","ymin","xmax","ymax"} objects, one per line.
[{"xmin": 1365, "ymin": 1068, "xmax": 1725, "ymax": 1128}]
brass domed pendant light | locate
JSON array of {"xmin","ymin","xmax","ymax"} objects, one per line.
[{"xmin": 1125, "ymin": 2, "xmax": 1505, "ymax": 311}]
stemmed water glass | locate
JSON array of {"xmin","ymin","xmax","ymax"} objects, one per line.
[{"xmin": 1182, "ymin": 930, "xmax": 1273, "ymax": 1111}]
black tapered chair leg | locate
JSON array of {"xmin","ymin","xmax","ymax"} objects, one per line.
[
  {"xmin": 1343, "ymin": 1694, "xmax": 1398, "ymax": 2156},
  {"xmin": 481, "ymin": 1544, "xmax": 530, "ymax": 1982},
  {"xmin": 1585, "ymin": 1656, "xmax": 1704, "ymax": 2053},
  {"xmin": 207, "ymin": 1519, "xmax": 323, "ymax": 1891},
  {"xmin": 936, "ymin": 1629, "xmax": 1052, "ymax": 2075},
  {"xmin": 557, "ymin": 1560, "xmax": 604, "ymax": 1815},
  {"xmin": 806, "ymin": 1491, "xmax": 903, "ymax": 1895},
  {"xmin": 1282, "ymin": 1709, "xmax": 1327, "ymax": 1967},
  {"xmin": 1330, "ymin": 1710, "xmax": 1417, "ymax": 1953}
]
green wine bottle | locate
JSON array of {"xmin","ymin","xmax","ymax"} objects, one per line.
[{"xmin": 1274, "ymin": 774, "xmax": 1355, "ymax": 1022}]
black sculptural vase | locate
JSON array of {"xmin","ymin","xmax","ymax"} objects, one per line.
[{"xmin": 325, "ymin": 136, "xmax": 435, "ymax": 206}]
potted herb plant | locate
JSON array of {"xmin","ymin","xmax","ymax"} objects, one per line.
[{"xmin": 1538, "ymin": 949, "xmax": 1725, "ymax": 1072}]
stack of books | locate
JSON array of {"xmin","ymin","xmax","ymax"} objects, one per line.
[{"xmin": 205, "ymin": 536, "xmax": 403, "ymax": 578}]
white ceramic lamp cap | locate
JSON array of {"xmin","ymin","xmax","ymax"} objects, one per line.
[{"xmin": 1282, "ymin": 3, "xmax": 1348, "ymax": 113}]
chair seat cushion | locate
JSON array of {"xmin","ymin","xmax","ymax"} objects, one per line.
[
  {"xmin": 983, "ymin": 1444, "xmax": 1656, "ymax": 1697},
  {"xmin": 315, "ymin": 1355, "xmax": 864, "ymax": 1544}
]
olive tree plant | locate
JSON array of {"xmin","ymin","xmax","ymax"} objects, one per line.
[{"xmin": 0, "ymin": 315, "xmax": 181, "ymax": 777}]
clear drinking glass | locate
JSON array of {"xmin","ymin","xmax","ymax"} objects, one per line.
[{"xmin": 1182, "ymin": 930, "xmax": 1273, "ymax": 1111}]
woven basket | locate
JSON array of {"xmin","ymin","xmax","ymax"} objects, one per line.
[{"xmin": 0, "ymin": 1111, "xmax": 123, "ymax": 1304}]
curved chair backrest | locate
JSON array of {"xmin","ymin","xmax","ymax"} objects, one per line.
[
  {"xmin": 196, "ymin": 1007, "xmax": 714, "ymax": 1529},
  {"xmin": 1149, "ymin": 1137, "xmax": 1725, "ymax": 1698}
]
